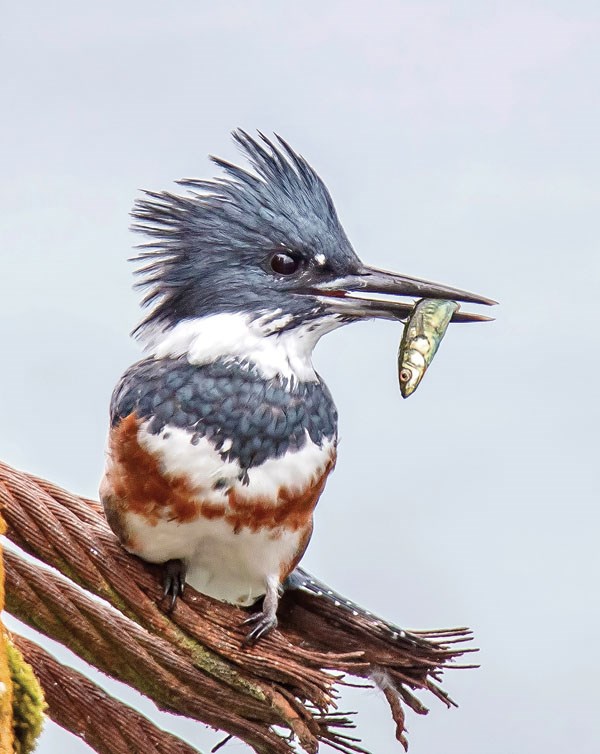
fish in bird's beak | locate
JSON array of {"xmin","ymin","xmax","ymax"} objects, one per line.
[
  {"xmin": 308, "ymin": 264, "xmax": 496, "ymax": 323},
  {"xmin": 398, "ymin": 298, "xmax": 459, "ymax": 397}
]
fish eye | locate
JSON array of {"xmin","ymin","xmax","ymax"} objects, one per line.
[
  {"xmin": 399, "ymin": 368, "xmax": 412, "ymax": 383},
  {"xmin": 270, "ymin": 251, "xmax": 300, "ymax": 276}
]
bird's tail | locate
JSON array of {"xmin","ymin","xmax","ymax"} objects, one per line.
[{"xmin": 284, "ymin": 567, "xmax": 434, "ymax": 649}]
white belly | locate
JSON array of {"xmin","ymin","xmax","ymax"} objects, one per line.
[
  {"xmin": 121, "ymin": 422, "xmax": 334, "ymax": 605},
  {"xmin": 124, "ymin": 510, "xmax": 304, "ymax": 605}
]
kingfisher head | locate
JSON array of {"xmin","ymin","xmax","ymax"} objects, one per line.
[{"xmin": 131, "ymin": 130, "xmax": 494, "ymax": 380}]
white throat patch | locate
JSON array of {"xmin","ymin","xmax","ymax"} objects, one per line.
[{"xmin": 147, "ymin": 311, "xmax": 342, "ymax": 381}]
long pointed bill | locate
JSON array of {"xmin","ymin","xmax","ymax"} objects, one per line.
[{"xmin": 307, "ymin": 265, "xmax": 496, "ymax": 322}]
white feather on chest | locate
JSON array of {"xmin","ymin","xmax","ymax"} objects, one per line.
[
  {"xmin": 116, "ymin": 311, "xmax": 339, "ymax": 604},
  {"xmin": 122, "ymin": 422, "xmax": 335, "ymax": 605}
]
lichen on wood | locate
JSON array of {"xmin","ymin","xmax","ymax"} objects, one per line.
[
  {"xmin": 6, "ymin": 643, "xmax": 45, "ymax": 754},
  {"xmin": 0, "ymin": 513, "xmax": 45, "ymax": 754}
]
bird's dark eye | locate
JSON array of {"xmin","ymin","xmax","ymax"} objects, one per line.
[{"xmin": 270, "ymin": 252, "xmax": 300, "ymax": 275}]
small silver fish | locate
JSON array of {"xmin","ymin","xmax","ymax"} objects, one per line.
[{"xmin": 398, "ymin": 299, "xmax": 459, "ymax": 398}]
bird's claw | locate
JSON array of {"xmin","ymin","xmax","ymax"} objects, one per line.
[
  {"xmin": 162, "ymin": 559, "xmax": 187, "ymax": 611},
  {"xmin": 242, "ymin": 610, "xmax": 278, "ymax": 646}
]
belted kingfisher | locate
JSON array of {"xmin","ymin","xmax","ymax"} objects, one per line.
[{"xmin": 100, "ymin": 130, "xmax": 493, "ymax": 642}]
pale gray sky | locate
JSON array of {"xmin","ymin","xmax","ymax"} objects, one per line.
[{"xmin": 1, "ymin": 2, "xmax": 599, "ymax": 752}]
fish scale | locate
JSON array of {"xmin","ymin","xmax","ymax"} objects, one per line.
[{"xmin": 398, "ymin": 299, "xmax": 459, "ymax": 398}]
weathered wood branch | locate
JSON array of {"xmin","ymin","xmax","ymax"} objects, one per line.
[
  {"xmin": 12, "ymin": 634, "xmax": 202, "ymax": 754},
  {"xmin": 0, "ymin": 461, "xmax": 477, "ymax": 753}
]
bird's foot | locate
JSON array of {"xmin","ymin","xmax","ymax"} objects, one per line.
[
  {"xmin": 162, "ymin": 559, "xmax": 187, "ymax": 611},
  {"xmin": 242, "ymin": 608, "xmax": 278, "ymax": 646}
]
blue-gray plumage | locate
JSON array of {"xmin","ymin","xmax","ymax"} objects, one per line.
[{"xmin": 111, "ymin": 357, "xmax": 337, "ymax": 471}]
